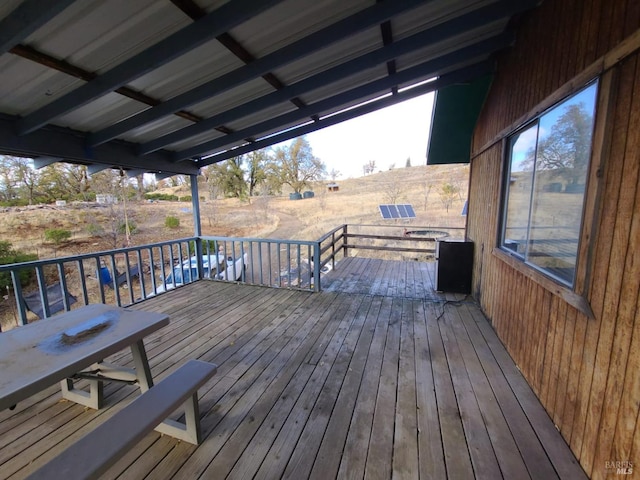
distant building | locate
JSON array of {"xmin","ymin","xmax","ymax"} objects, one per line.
[
  {"xmin": 327, "ymin": 183, "xmax": 339, "ymax": 192},
  {"xmin": 96, "ymin": 194, "xmax": 117, "ymax": 204}
]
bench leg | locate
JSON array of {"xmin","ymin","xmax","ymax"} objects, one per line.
[
  {"xmin": 154, "ymin": 392, "xmax": 202, "ymax": 445},
  {"xmin": 60, "ymin": 377, "xmax": 104, "ymax": 409},
  {"xmin": 60, "ymin": 340, "xmax": 152, "ymax": 409},
  {"xmin": 130, "ymin": 339, "xmax": 154, "ymax": 393}
]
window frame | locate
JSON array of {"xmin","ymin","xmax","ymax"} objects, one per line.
[{"xmin": 492, "ymin": 72, "xmax": 614, "ymax": 319}]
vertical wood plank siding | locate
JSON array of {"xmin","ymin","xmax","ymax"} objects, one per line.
[{"xmin": 467, "ymin": 1, "xmax": 640, "ymax": 478}]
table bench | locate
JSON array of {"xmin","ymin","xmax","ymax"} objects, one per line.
[
  {"xmin": 27, "ymin": 359, "xmax": 218, "ymax": 480},
  {"xmin": 0, "ymin": 304, "xmax": 169, "ymax": 412}
]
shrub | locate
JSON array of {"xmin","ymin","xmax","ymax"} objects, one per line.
[
  {"xmin": 0, "ymin": 241, "xmax": 38, "ymax": 289},
  {"xmin": 117, "ymin": 221, "xmax": 137, "ymax": 235},
  {"xmin": 86, "ymin": 223, "xmax": 104, "ymax": 236},
  {"xmin": 179, "ymin": 195, "xmax": 192, "ymax": 202},
  {"xmin": 144, "ymin": 193, "xmax": 179, "ymax": 201},
  {"xmin": 165, "ymin": 216, "xmax": 180, "ymax": 229},
  {"xmin": 44, "ymin": 228, "xmax": 71, "ymax": 244}
]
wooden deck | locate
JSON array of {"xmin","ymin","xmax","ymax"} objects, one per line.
[{"xmin": 0, "ymin": 258, "xmax": 586, "ymax": 479}]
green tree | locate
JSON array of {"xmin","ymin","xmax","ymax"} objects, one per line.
[
  {"xmin": 246, "ymin": 149, "xmax": 269, "ymax": 197},
  {"xmin": 0, "ymin": 241, "xmax": 37, "ymax": 289},
  {"xmin": 39, "ymin": 163, "xmax": 91, "ymax": 202},
  {"xmin": 405, "ymin": 157, "xmax": 412, "ymax": 168},
  {"xmin": 44, "ymin": 228, "xmax": 72, "ymax": 256},
  {"xmin": 271, "ymin": 137, "xmax": 325, "ymax": 194},
  {"xmin": 13, "ymin": 157, "xmax": 41, "ymax": 205},
  {"xmin": 45, "ymin": 228, "xmax": 72, "ymax": 244},
  {"xmin": 210, "ymin": 157, "xmax": 247, "ymax": 198},
  {"xmin": 165, "ymin": 216, "xmax": 180, "ymax": 229},
  {"xmin": 0, "ymin": 156, "xmax": 18, "ymax": 204}
]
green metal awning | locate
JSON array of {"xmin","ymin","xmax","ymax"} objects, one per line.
[{"xmin": 427, "ymin": 74, "xmax": 492, "ymax": 165}]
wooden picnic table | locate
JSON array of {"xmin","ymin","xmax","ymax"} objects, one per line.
[{"xmin": 0, "ymin": 303, "xmax": 169, "ymax": 411}]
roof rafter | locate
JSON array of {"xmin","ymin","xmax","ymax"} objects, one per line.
[
  {"xmin": 15, "ymin": 0, "xmax": 286, "ymax": 135},
  {"xmin": 138, "ymin": 0, "xmax": 528, "ymax": 156},
  {"xmin": 0, "ymin": 115, "xmax": 198, "ymax": 175},
  {"xmin": 177, "ymin": 33, "xmax": 511, "ymax": 161},
  {"xmin": 85, "ymin": 0, "xmax": 433, "ymax": 147},
  {"xmin": 377, "ymin": 0, "xmax": 398, "ymax": 96},
  {"xmin": 198, "ymin": 61, "xmax": 493, "ymax": 167},
  {"xmin": 0, "ymin": 0, "xmax": 76, "ymax": 54},
  {"xmin": 10, "ymin": 44, "xmax": 204, "ymax": 124},
  {"xmin": 170, "ymin": 0, "xmax": 310, "ymax": 112}
]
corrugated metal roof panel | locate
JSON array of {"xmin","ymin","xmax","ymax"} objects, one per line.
[
  {"xmin": 188, "ymin": 78, "xmax": 277, "ymax": 119},
  {"xmin": 26, "ymin": 1, "xmax": 190, "ymax": 73},
  {"xmin": 0, "ymin": 0, "xmax": 539, "ymax": 174},
  {"xmin": 270, "ymin": 26, "xmax": 383, "ymax": 85},
  {"xmin": 129, "ymin": 38, "xmax": 244, "ymax": 99},
  {"xmin": 228, "ymin": 0, "xmax": 372, "ymax": 58}
]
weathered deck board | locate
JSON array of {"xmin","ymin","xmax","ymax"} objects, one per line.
[{"xmin": 0, "ymin": 258, "xmax": 586, "ymax": 479}]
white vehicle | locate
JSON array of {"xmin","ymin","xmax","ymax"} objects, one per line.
[{"xmin": 155, "ymin": 253, "xmax": 247, "ymax": 294}]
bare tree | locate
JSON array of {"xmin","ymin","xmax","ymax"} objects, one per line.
[
  {"xmin": 439, "ymin": 182, "xmax": 459, "ymax": 213},
  {"xmin": 423, "ymin": 181, "xmax": 433, "ymax": 211},
  {"xmin": 362, "ymin": 160, "xmax": 376, "ymax": 176},
  {"xmin": 383, "ymin": 171, "xmax": 404, "ymax": 204}
]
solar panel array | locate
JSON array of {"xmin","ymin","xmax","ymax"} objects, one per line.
[{"xmin": 379, "ymin": 204, "xmax": 416, "ymax": 219}]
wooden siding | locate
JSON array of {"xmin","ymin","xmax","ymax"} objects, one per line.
[
  {"xmin": 0, "ymin": 263, "xmax": 586, "ymax": 479},
  {"xmin": 468, "ymin": 1, "xmax": 640, "ymax": 478}
]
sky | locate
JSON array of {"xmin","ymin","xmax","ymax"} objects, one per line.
[{"xmin": 277, "ymin": 92, "xmax": 435, "ymax": 180}]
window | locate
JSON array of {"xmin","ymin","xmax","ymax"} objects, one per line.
[{"xmin": 500, "ymin": 81, "xmax": 598, "ymax": 287}]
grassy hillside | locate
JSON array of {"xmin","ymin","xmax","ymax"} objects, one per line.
[{"xmin": 0, "ymin": 163, "xmax": 469, "ymax": 259}]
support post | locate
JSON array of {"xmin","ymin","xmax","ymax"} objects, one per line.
[
  {"xmin": 343, "ymin": 224, "xmax": 349, "ymax": 258},
  {"xmin": 190, "ymin": 173, "xmax": 204, "ymax": 278},
  {"xmin": 313, "ymin": 242, "xmax": 321, "ymax": 292}
]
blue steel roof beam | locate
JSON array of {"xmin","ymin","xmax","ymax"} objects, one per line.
[
  {"xmin": 137, "ymin": 0, "xmax": 528, "ymax": 156},
  {"xmin": 0, "ymin": 115, "xmax": 198, "ymax": 175},
  {"xmin": 175, "ymin": 33, "xmax": 511, "ymax": 161},
  {"xmin": 15, "ymin": 0, "xmax": 286, "ymax": 136},
  {"xmin": 85, "ymin": 0, "xmax": 434, "ymax": 148},
  {"xmin": 87, "ymin": 164, "xmax": 108, "ymax": 175},
  {"xmin": 32, "ymin": 156, "xmax": 63, "ymax": 169},
  {"xmin": 0, "ymin": 0, "xmax": 76, "ymax": 54},
  {"xmin": 197, "ymin": 61, "xmax": 493, "ymax": 167}
]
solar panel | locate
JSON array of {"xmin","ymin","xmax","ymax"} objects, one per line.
[
  {"xmin": 405, "ymin": 204, "xmax": 416, "ymax": 217},
  {"xmin": 379, "ymin": 205, "xmax": 392, "ymax": 219},
  {"xmin": 378, "ymin": 204, "xmax": 416, "ymax": 219}
]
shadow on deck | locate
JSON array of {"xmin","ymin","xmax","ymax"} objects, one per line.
[{"xmin": 0, "ymin": 259, "xmax": 585, "ymax": 479}]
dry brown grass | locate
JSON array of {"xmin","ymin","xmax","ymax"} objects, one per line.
[
  {"xmin": 0, "ymin": 164, "xmax": 468, "ymax": 329},
  {"xmin": 0, "ymin": 164, "xmax": 468, "ymax": 258}
]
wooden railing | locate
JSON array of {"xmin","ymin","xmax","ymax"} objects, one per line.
[
  {"xmin": 0, "ymin": 224, "xmax": 459, "ymax": 329},
  {"xmin": 341, "ymin": 224, "xmax": 465, "ymax": 259}
]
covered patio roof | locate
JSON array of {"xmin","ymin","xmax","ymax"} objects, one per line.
[{"xmin": 0, "ymin": 0, "xmax": 538, "ymax": 177}]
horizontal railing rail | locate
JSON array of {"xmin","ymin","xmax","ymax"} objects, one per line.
[{"xmin": 341, "ymin": 224, "xmax": 465, "ymax": 259}]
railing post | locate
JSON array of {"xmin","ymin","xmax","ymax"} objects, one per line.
[
  {"xmin": 313, "ymin": 242, "xmax": 321, "ymax": 292},
  {"xmin": 343, "ymin": 224, "xmax": 348, "ymax": 258},
  {"xmin": 10, "ymin": 270, "xmax": 28, "ymax": 326},
  {"xmin": 35, "ymin": 266, "xmax": 51, "ymax": 318},
  {"xmin": 190, "ymin": 174, "xmax": 204, "ymax": 280}
]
